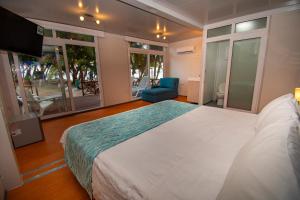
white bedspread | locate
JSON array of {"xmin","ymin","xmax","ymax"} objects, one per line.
[{"xmin": 90, "ymin": 106, "xmax": 257, "ymax": 200}]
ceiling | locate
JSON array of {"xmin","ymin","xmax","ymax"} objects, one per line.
[
  {"xmin": 0, "ymin": 0, "xmax": 299, "ymax": 43},
  {"xmin": 0, "ymin": 0, "xmax": 202, "ymax": 43},
  {"xmin": 128, "ymin": 0, "xmax": 300, "ymax": 26}
]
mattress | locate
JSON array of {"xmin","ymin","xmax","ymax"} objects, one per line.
[
  {"xmin": 61, "ymin": 100, "xmax": 197, "ymax": 197},
  {"xmin": 88, "ymin": 106, "xmax": 257, "ymax": 200}
]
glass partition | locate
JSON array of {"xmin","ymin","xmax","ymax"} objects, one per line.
[
  {"xmin": 150, "ymin": 55, "xmax": 163, "ymax": 86},
  {"xmin": 15, "ymin": 45, "xmax": 71, "ymax": 116},
  {"xmin": 56, "ymin": 30, "xmax": 94, "ymax": 42},
  {"xmin": 66, "ymin": 44, "xmax": 100, "ymax": 111},
  {"xmin": 203, "ymin": 40, "xmax": 229, "ymax": 107},
  {"xmin": 129, "ymin": 42, "xmax": 164, "ymax": 51},
  {"xmin": 43, "ymin": 29, "xmax": 53, "ymax": 37},
  {"xmin": 227, "ymin": 38, "xmax": 261, "ymax": 111},
  {"xmin": 235, "ymin": 18, "xmax": 267, "ymax": 33},
  {"xmin": 130, "ymin": 53, "xmax": 148, "ymax": 97},
  {"xmin": 207, "ymin": 25, "xmax": 231, "ymax": 38}
]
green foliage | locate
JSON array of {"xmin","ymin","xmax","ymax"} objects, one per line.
[
  {"xmin": 130, "ymin": 54, "xmax": 164, "ymax": 80},
  {"xmin": 130, "ymin": 53, "xmax": 147, "ymax": 79},
  {"xmin": 150, "ymin": 55, "xmax": 163, "ymax": 79},
  {"xmin": 66, "ymin": 45, "xmax": 97, "ymax": 84}
]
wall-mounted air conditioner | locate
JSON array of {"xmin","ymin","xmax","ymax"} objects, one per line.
[{"xmin": 176, "ymin": 46, "xmax": 194, "ymax": 54}]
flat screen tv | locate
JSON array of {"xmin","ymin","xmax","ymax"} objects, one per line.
[{"xmin": 0, "ymin": 6, "xmax": 43, "ymax": 57}]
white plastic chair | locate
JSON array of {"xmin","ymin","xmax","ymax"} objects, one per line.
[{"xmin": 135, "ymin": 76, "xmax": 151, "ymax": 97}]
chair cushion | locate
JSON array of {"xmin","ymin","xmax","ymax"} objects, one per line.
[
  {"xmin": 142, "ymin": 88, "xmax": 175, "ymax": 96},
  {"xmin": 141, "ymin": 88, "xmax": 178, "ymax": 103},
  {"xmin": 159, "ymin": 78, "xmax": 179, "ymax": 89}
]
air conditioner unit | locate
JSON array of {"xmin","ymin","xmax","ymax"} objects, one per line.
[{"xmin": 176, "ymin": 46, "xmax": 194, "ymax": 54}]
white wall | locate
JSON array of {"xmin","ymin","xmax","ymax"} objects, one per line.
[
  {"xmin": 0, "ymin": 54, "xmax": 22, "ymax": 191},
  {"xmin": 258, "ymin": 9, "xmax": 300, "ymax": 111},
  {"xmin": 98, "ymin": 33, "xmax": 132, "ymax": 106},
  {"xmin": 168, "ymin": 37, "xmax": 202, "ymax": 96}
]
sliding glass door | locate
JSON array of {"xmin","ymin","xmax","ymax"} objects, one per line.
[
  {"xmin": 130, "ymin": 53, "xmax": 165, "ymax": 98},
  {"xmin": 66, "ymin": 44, "xmax": 100, "ymax": 111},
  {"xmin": 227, "ymin": 38, "xmax": 261, "ymax": 111},
  {"xmin": 203, "ymin": 40, "xmax": 229, "ymax": 106},
  {"xmin": 130, "ymin": 53, "xmax": 148, "ymax": 97},
  {"xmin": 149, "ymin": 54, "xmax": 164, "ymax": 86},
  {"xmin": 12, "ymin": 45, "xmax": 71, "ymax": 116}
]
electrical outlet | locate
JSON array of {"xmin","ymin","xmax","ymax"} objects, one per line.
[{"xmin": 11, "ymin": 129, "xmax": 22, "ymax": 137}]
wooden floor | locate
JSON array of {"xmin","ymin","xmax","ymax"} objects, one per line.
[{"xmin": 8, "ymin": 96, "xmax": 187, "ymax": 200}]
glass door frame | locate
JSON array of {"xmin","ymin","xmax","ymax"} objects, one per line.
[
  {"xmin": 200, "ymin": 15, "xmax": 270, "ymax": 113},
  {"xmin": 128, "ymin": 46, "xmax": 167, "ymax": 100},
  {"xmin": 223, "ymin": 32, "xmax": 268, "ymax": 112},
  {"xmin": 13, "ymin": 31, "xmax": 104, "ymax": 119}
]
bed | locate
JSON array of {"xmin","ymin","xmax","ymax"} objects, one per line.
[{"xmin": 60, "ymin": 97, "xmax": 300, "ymax": 200}]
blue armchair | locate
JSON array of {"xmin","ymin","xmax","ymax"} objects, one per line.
[{"xmin": 141, "ymin": 77, "xmax": 179, "ymax": 102}]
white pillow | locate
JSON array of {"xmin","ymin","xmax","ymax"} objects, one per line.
[
  {"xmin": 255, "ymin": 94, "xmax": 297, "ymax": 132},
  {"xmin": 217, "ymin": 120, "xmax": 300, "ymax": 200}
]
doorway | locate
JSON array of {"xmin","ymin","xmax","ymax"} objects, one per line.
[
  {"xmin": 202, "ymin": 17, "xmax": 268, "ymax": 113},
  {"xmin": 7, "ymin": 30, "xmax": 103, "ymax": 119},
  {"xmin": 203, "ymin": 40, "xmax": 229, "ymax": 108}
]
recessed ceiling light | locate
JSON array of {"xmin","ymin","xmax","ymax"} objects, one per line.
[
  {"xmin": 156, "ymin": 23, "xmax": 160, "ymax": 31},
  {"xmin": 156, "ymin": 34, "xmax": 160, "ymax": 39},
  {"xmin": 96, "ymin": 19, "xmax": 100, "ymax": 25},
  {"xmin": 78, "ymin": 1, "xmax": 83, "ymax": 8},
  {"xmin": 79, "ymin": 16, "xmax": 84, "ymax": 21},
  {"xmin": 163, "ymin": 36, "xmax": 166, "ymax": 40}
]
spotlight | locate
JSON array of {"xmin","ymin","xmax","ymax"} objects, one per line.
[
  {"xmin": 96, "ymin": 19, "xmax": 100, "ymax": 25},
  {"xmin": 79, "ymin": 16, "xmax": 84, "ymax": 21},
  {"xmin": 156, "ymin": 34, "xmax": 160, "ymax": 39},
  {"xmin": 78, "ymin": 1, "xmax": 83, "ymax": 8}
]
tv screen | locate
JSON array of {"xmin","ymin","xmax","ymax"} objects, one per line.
[{"xmin": 0, "ymin": 6, "xmax": 43, "ymax": 57}]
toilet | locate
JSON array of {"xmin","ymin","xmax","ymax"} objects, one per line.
[{"xmin": 216, "ymin": 83, "xmax": 225, "ymax": 106}]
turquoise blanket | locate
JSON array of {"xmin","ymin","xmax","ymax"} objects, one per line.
[{"xmin": 64, "ymin": 100, "xmax": 198, "ymax": 198}]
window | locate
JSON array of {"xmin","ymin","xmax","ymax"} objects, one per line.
[
  {"xmin": 10, "ymin": 46, "xmax": 72, "ymax": 116},
  {"xmin": 150, "ymin": 55, "xmax": 163, "ymax": 80},
  {"xmin": 149, "ymin": 45, "xmax": 164, "ymax": 51},
  {"xmin": 207, "ymin": 25, "xmax": 231, "ymax": 38},
  {"xmin": 65, "ymin": 44, "xmax": 100, "ymax": 110},
  {"xmin": 129, "ymin": 42, "xmax": 164, "ymax": 51},
  {"xmin": 56, "ymin": 30, "xmax": 94, "ymax": 42},
  {"xmin": 235, "ymin": 18, "xmax": 267, "ymax": 33},
  {"xmin": 43, "ymin": 29, "xmax": 53, "ymax": 37}
]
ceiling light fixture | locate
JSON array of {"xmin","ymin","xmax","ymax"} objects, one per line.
[
  {"xmin": 156, "ymin": 23, "xmax": 160, "ymax": 31},
  {"xmin": 95, "ymin": 6, "xmax": 99, "ymax": 14},
  {"xmin": 155, "ymin": 23, "xmax": 167, "ymax": 40},
  {"xmin": 78, "ymin": 1, "xmax": 83, "ymax": 8},
  {"xmin": 156, "ymin": 33, "xmax": 166, "ymax": 40},
  {"xmin": 77, "ymin": 2, "xmax": 101, "ymax": 25}
]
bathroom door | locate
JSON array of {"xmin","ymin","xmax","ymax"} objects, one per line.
[
  {"xmin": 225, "ymin": 37, "xmax": 264, "ymax": 112},
  {"xmin": 203, "ymin": 40, "xmax": 229, "ymax": 105}
]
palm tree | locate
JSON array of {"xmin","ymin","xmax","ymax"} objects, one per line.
[
  {"xmin": 66, "ymin": 45, "xmax": 96, "ymax": 85},
  {"xmin": 130, "ymin": 53, "xmax": 147, "ymax": 80}
]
